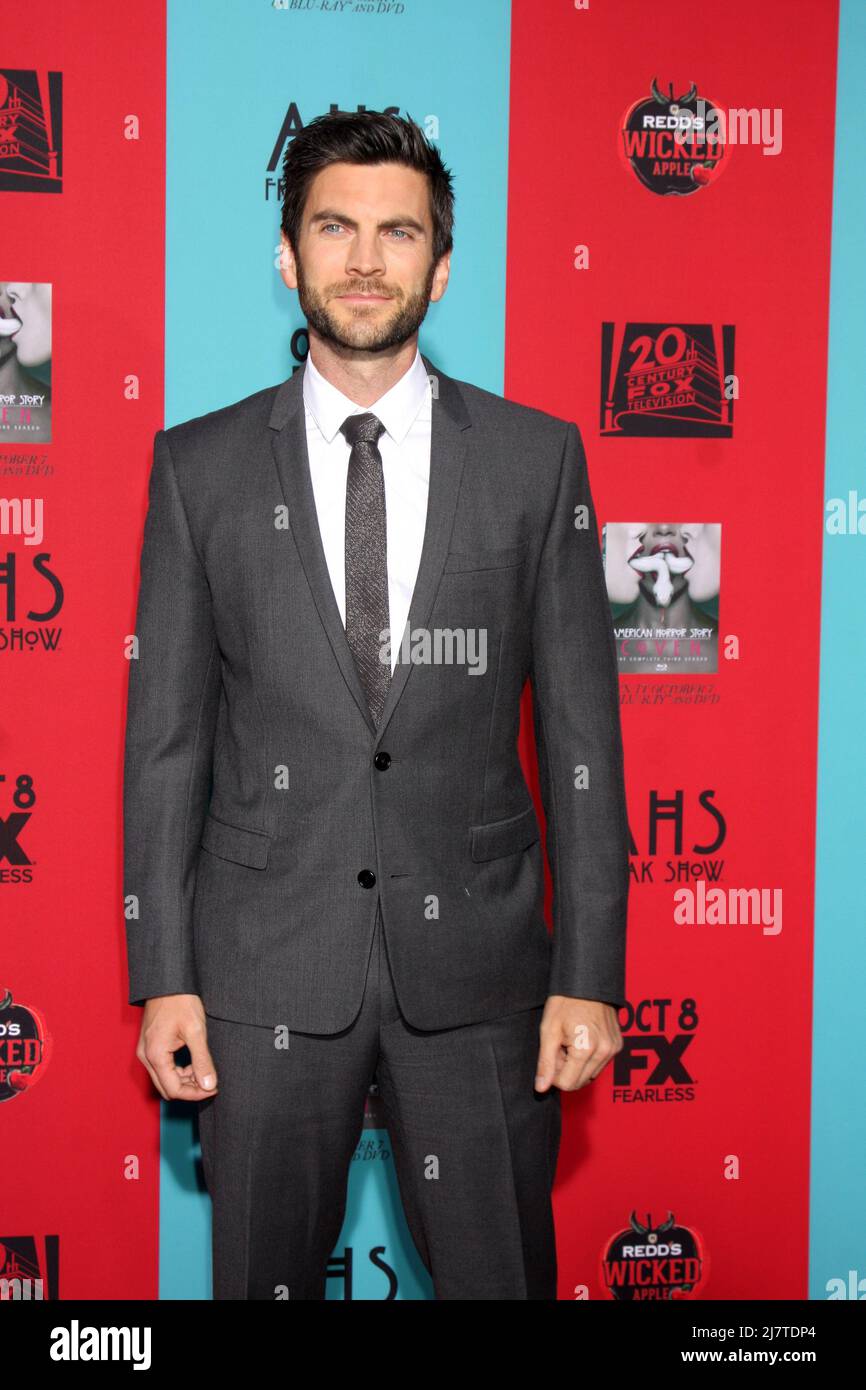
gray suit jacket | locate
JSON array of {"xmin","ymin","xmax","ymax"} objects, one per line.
[{"xmin": 123, "ymin": 352, "xmax": 629, "ymax": 1031}]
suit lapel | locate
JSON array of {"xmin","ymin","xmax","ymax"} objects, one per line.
[
  {"xmin": 374, "ymin": 352, "xmax": 470, "ymax": 743},
  {"xmin": 268, "ymin": 350, "xmax": 471, "ymax": 745}
]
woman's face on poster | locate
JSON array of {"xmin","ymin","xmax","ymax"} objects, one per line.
[
  {"xmin": 604, "ymin": 522, "xmax": 721, "ymax": 605},
  {"xmin": 0, "ymin": 282, "xmax": 52, "ymax": 368}
]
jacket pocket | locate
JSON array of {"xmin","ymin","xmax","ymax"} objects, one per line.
[
  {"xmin": 200, "ymin": 812, "xmax": 271, "ymax": 869},
  {"xmin": 469, "ymin": 803, "xmax": 540, "ymax": 862},
  {"xmin": 444, "ymin": 542, "xmax": 528, "ymax": 573}
]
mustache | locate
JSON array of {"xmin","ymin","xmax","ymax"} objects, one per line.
[{"xmin": 331, "ymin": 283, "xmax": 398, "ymax": 297}]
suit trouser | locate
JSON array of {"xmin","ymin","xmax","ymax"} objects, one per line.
[{"xmin": 197, "ymin": 900, "xmax": 562, "ymax": 1300}]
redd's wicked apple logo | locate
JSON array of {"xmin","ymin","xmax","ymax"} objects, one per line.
[
  {"xmin": 602, "ymin": 1210, "xmax": 706, "ymax": 1299},
  {"xmin": 0, "ymin": 988, "xmax": 51, "ymax": 1102},
  {"xmin": 601, "ymin": 322, "xmax": 736, "ymax": 438},
  {"xmin": 620, "ymin": 79, "xmax": 727, "ymax": 196}
]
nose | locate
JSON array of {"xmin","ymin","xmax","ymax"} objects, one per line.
[{"xmin": 345, "ymin": 228, "xmax": 385, "ymax": 281}]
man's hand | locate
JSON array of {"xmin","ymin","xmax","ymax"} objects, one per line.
[
  {"xmin": 136, "ymin": 994, "xmax": 219, "ymax": 1102},
  {"xmin": 535, "ymin": 995, "xmax": 623, "ymax": 1092}
]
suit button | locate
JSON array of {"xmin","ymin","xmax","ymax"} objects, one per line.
[
  {"xmin": 373, "ymin": 751, "xmax": 391, "ymax": 770},
  {"xmin": 358, "ymin": 869, "xmax": 376, "ymax": 888}
]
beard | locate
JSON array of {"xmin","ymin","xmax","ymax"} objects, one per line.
[{"xmin": 294, "ymin": 251, "xmax": 437, "ymax": 354}]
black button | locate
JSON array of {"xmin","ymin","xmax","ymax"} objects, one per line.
[
  {"xmin": 358, "ymin": 869, "xmax": 376, "ymax": 889},
  {"xmin": 374, "ymin": 751, "xmax": 391, "ymax": 770}
]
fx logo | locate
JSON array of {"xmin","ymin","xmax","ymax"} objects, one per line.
[
  {"xmin": 613, "ymin": 998, "xmax": 698, "ymax": 1092},
  {"xmin": 613, "ymin": 1033, "xmax": 694, "ymax": 1086},
  {"xmin": 0, "ymin": 813, "xmax": 31, "ymax": 865},
  {"xmin": 0, "ymin": 773, "xmax": 37, "ymax": 865}
]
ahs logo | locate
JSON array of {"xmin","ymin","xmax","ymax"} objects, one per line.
[
  {"xmin": 628, "ymin": 788, "xmax": 726, "ymax": 877},
  {"xmin": 325, "ymin": 1246, "xmax": 398, "ymax": 1300},
  {"xmin": 603, "ymin": 1210, "xmax": 705, "ymax": 1299},
  {"xmin": 613, "ymin": 998, "xmax": 698, "ymax": 1101},
  {"xmin": 265, "ymin": 102, "xmax": 401, "ymax": 202},
  {"xmin": 0, "ymin": 550, "xmax": 64, "ymax": 637}
]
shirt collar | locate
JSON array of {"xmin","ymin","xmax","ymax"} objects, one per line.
[{"xmin": 303, "ymin": 345, "xmax": 430, "ymax": 446}]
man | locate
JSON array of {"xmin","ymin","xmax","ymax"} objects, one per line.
[{"xmin": 124, "ymin": 110, "xmax": 630, "ymax": 1301}]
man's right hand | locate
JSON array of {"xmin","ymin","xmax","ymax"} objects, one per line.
[{"xmin": 136, "ymin": 994, "xmax": 218, "ymax": 1102}]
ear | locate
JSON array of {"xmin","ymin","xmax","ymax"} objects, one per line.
[
  {"xmin": 429, "ymin": 251, "xmax": 451, "ymax": 305},
  {"xmin": 279, "ymin": 232, "xmax": 298, "ymax": 290}
]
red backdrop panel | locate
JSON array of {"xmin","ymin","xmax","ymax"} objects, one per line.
[
  {"xmin": 509, "ymin": 0, "xmax": 838, "ymax": 1299},
  {"xmin": 2, "ymin": 4, "xmax": 166, "ymax": 1298}
]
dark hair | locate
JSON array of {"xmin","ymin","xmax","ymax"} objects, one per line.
[{"xmin": 280, "ymin": 110, "xmax": 454, "ymax": 266}]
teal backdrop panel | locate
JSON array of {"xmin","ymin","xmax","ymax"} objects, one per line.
[
  {"xmin": 810, "ymin": 0, "xmax": 866, "ymax": 1303},
  {"xmin": 161, "ymin": 0, "xmax": 513, "ymax": 1300}
]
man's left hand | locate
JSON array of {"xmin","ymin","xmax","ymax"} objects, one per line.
[{"xmin": 535, "ymin": 996, "xmax": 623, "ymax": 1092}]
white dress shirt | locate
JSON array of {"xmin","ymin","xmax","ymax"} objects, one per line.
[{"xmin": 302, "ymin": 346, "xmax": 432, "ymax": 674}]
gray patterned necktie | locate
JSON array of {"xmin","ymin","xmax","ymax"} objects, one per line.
[{"xmin": 340, "ymin": 411, "xmax": 390, "ymax": 727}]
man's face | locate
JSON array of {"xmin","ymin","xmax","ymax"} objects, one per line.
[{"xmin": 279, "ymin": 160, "xmax": 450, "ymax": 354}]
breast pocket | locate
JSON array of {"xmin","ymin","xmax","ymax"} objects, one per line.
[{"xmin": 443, "ymin": 542, "xmax": 528, "ymax": 574}]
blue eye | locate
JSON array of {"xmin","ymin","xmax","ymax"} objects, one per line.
[{"xmin": 321, "ymin": 224, "xmax": 410, "ymax": 238}]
